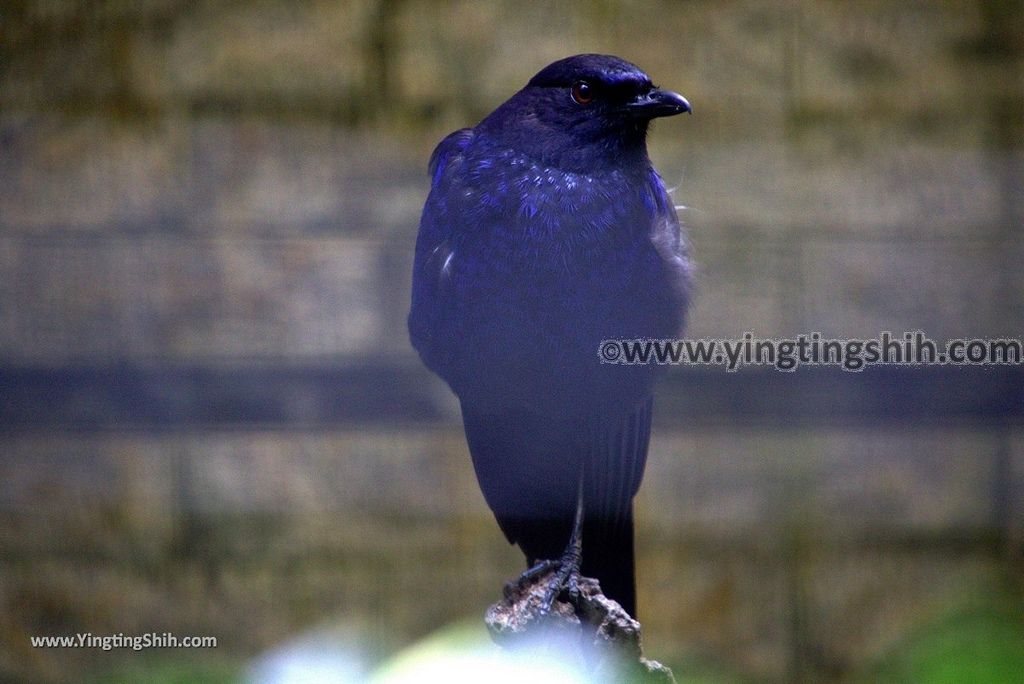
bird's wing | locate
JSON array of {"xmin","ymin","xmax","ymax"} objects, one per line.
[
  {"xmin": 460, "ymin": 395, "xmax": 653, "ymax": 551},
  {"xmin": 647, "ymin": 168, "xmax": 689, "ymax": 266},
  {"xmin": 428, "ymin": 128, "xmax": 474, "ymax": 187},
  {"xmin": 408, "ymin": 128, "xmax": 474, "ymax": 367},
  {"xmin": 460, "ymin": 402, "xmax": 582, "ymax": 552}
]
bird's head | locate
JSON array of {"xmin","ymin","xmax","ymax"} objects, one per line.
[{"xmin": 479, "ymin": 54, "xmax": 690, "ymax": 172}]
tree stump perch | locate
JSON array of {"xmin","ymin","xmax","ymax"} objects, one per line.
[{"xmin": 485, "ymin": 566, "xmax": 676, "ymax": 683}]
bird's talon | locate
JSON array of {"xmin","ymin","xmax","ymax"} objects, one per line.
[{"xmin": 567, "ymin": 570, "xmax": 581, "ymax": 603}]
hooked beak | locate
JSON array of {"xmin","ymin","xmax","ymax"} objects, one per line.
[{"xmin": 624, "ymin": 88, "xmax": 692, "ymax": 119}]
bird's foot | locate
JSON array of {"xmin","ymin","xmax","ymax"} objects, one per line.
[
  {"xmin": 514, "ymin": 558, "xmax": 558, "ymax": 587},
  {"xmin": 503, "ymin": 473, "xmax": 587, "ymax": 617},
  {"xmin": 504, "ymin": 552, "xmax": 582, "ymax": 618},
  {"xmin": 538, "ymin": 542, "xmax": 582, "ymax": 615}
]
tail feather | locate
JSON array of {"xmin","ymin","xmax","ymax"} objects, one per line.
[
  {"xmin": 461, "ymin": 396, "xmax": 652, "ymax": 618},
  {"xmin": 581, "ymin": 505, "xmax": 636, "ymax": 616}
]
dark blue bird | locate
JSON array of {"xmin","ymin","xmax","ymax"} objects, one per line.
[{"xmin": 409, "ymin": 54, "xmax": 691, "ymax": 617}]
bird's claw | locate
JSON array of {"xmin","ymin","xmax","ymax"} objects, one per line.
[{"xmin": 536, "ymin": 545, "xmax": 583, "ymax": 616}]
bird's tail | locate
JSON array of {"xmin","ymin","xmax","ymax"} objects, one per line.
[
  {"xmin": 581, "ymin": 504, "xmax": 636, "ymax": 617},
  {"xmin": 577, "ymin": 397, "xmax": 650, "ymax": 617},
  {"xmin": 461, "ymin": 398, "xmax": 650, "ymax": 618}
]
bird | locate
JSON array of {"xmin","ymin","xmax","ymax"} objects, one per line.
[{"xmin": 409, "ymin": 54, "xmax": 691, "ymax": 618}]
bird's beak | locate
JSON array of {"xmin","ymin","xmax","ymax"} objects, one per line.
[{"xmin": 624, "ymin": 88, "xmax": 692, "ymax": 119}]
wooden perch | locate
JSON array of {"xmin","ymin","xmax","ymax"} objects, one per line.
[{"xmin": 485, "ymin": 566, "xmax": 676, "ymax": 683}]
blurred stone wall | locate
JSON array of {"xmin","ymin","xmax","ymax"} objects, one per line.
[{"xmin": 1, "ymin": 1, "xmax": 1022, "ymax": 682}]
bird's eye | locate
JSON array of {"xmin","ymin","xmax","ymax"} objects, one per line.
[{"xmin": 570, "ymin": 81, "xmax": 594, "ymax": 105}]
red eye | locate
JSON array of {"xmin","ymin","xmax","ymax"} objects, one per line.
[{"xmin": 571, "ymin": 80, "xmax": 594, "ymax": 105}]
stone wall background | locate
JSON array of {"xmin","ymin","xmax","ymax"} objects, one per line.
[{"xmin": 1, "ymin": 1, "xmax": 1022, "ymax": 682}]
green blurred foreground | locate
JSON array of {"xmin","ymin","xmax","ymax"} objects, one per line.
[{"xmin": 92, "ymin": 601, "xmax": 1024, "ymax": 683}]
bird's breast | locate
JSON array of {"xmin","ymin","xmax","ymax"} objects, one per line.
[
  {"xmin": 415, "ymin": 149, "xmax": 688, "ymax": 406},
  {"xmin": 443, "ymin": 156, "xmax": 681, "ymax": 332},
  {"xmin": 454, "ymin": 155, "xmax": 644, "ymax": 257}
]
